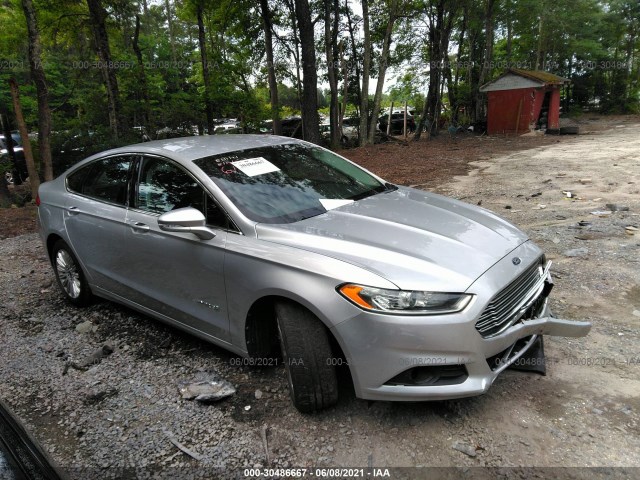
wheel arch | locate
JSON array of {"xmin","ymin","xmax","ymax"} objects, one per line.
[
  {"xmin": 244, "ymin": 294, "xmax": 348, "ymax": 367},
  {"xmin": 45, "ymin": 233, "xmax": 64, "ymax": 262}
]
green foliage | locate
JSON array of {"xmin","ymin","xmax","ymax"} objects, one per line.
[{"xmin": 0, "ymin": 0, "xmax": 637, "ymax": 158}]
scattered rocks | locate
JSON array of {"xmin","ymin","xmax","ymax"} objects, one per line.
[{"xmin": 83, "ymin": 388, "xmax": 119, "ymax": 406}]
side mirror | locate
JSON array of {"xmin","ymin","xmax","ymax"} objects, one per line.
[{"xmin": 158, "ymin": 207, "xmax": 216, "ymax": 240}]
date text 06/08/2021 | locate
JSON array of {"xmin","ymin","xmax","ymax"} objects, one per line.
[{"xmin": 243, "ymin": 467, "xmax": 391, "ymax": 478}]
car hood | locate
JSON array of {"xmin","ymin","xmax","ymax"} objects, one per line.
[{"xmin": 255, "ymin": 187, "xmax": 529, "ymax": 292}]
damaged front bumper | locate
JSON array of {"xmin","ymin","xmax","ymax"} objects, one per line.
[{"xmin": 331, "ymin": 242, "xmax": 591, "ymax": 402}]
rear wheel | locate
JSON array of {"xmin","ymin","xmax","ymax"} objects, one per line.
[
  {"xmin": 275, "ymin": 301, "xmax": 338, "ymax": 413},
  {"xmin": 51, "ymin": 240, "xmax": 92, "ymax": 306}
]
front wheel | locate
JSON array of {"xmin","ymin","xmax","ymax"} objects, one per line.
[
  {"xmin": 275, "ymin": 301, "xmax": 338, "ymax": 413},
  {"xmin": 51, "ymin": 240, "xmax": 92, "ymax": 306}
]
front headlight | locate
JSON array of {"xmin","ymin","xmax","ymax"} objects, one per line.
[{"xmin": 338, "ymin": 284, "xmax": 473, "ymax": 315}]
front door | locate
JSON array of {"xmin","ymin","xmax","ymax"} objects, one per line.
[{"xmin": 122, "ymin": 155, "xmax": 230, "ymax": 341}]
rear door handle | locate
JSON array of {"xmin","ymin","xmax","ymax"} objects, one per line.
[
  {"xmin": 67, "ymin": 206, "xmax": 80, "ymax": 215},
  {"xmin": 129, "ymin": 221, "xmax": 150, "ymax": 232}
]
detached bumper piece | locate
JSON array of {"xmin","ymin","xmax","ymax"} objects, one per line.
[{"xmin": 487, "ymin": 335, "xmax": 547, "ymax": 375}]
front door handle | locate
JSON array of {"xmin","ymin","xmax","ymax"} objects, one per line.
[
  {"xmin": 129, "ymin": 221, "xmax": 150, "ymax": 232},
  {"xmin": 67, "ymin": 206, "xmax": 80, "ymax": 215}
]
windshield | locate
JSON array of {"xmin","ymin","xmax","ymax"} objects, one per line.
[{"xmin": 195, "ymin": 143, "xmax": 388, "ymax": 224}]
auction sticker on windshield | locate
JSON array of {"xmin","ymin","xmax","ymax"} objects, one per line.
[{"xmin": 232, "ymin": 157, "xmax": 280, "ymax": 177}]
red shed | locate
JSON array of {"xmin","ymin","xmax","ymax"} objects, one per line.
[{"xmin": 480, "ymin": 69, "xmax": 569, "ymax": 135}]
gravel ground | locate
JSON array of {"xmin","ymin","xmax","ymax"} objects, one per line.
[{"xmin": 1, "ymin": 118, "xmax": 639, "ymax": 479}]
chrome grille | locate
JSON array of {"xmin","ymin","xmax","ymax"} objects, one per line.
[{"xmin": 475, "ymin": 258, "xmax": 545, "ymax": 338}]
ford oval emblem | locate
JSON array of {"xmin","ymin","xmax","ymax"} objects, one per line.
[{"xmin": 512, "ymin": 257, "xmax": 522, "ymax": 265}]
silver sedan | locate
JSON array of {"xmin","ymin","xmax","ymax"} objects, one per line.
[{"xmin": 37, "ymin": 135, "xmax": 590, "ymax": 412}]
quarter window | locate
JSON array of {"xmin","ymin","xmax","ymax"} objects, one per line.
[{"xmin": 67, "ymin": 156, "xmax": 131, "ymax": 206}]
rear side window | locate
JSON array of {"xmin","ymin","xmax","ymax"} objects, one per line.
[{"xmin": 67, "ymin": 156, "xmax": 132, "ymax": 206}]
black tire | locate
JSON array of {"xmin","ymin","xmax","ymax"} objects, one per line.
[
  {"xmin": 275, "ymin": 301, "xmax": 338, "ymax": 413},
  {"xmin": 51, "ymin": 240, "xmax": 92, "ymax": 306}
]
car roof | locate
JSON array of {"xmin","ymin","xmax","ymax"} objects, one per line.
[{"xmin": 85, "ymin": 134, "xmax": 298, "ymax": 164}]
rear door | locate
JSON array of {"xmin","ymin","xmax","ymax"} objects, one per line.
[
  {"xmin": 64, "ymin": 155, "xmax": 133, "ymax": 294},
  {"xmin": 121, "ymin": 155, "xmax": 231, "ymax": 341}
]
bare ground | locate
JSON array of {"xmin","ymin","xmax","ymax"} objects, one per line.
[{"xmin": 0, "ymin": 116, "xmax": 639, "ymax": 478}]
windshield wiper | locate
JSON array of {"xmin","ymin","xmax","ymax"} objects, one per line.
[{"xmin": 349, "ymin": 183, "xmax": 395, "ymax": 201}]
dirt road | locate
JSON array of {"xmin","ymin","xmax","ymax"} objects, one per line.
[{"xmin": 0, "ymin": 120, "xmax": 638, "ymax": 478}]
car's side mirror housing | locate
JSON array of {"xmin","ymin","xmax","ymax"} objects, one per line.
[{"xmin": 158, "ymin": 207, "xmax": 216, "ymax": 240}]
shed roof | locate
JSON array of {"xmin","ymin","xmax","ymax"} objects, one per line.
[{"xmin": 480, "ymin": 69, "xmax": 570, "ymax": 92}]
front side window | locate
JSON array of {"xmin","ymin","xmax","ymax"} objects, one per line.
[
  {"xmin": 136, "ymin": 157, "xmax": 204, "ymax": 214},
  {"xmin": 135, "ymin": 156, "xmax": 229, "ymax": 230},
  {"xmin": 194, "ymin": 143, "xmax": 389, "ymax": 224},
  {"xmin": 67, "ymin": 156, "xmax": 131, "ymax": 205}
]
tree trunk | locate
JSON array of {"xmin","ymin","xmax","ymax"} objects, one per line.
[
  {"xmin": 535, "ymin": 8, "xmax": 544, "ymax": 70},
  {"xmin": 132, "ymin": 15, "xmax": 150, "ymax": 128},
  {"xmin": 1, "ymin": 112, "xmax": 16, "ymax": 205},
  {"xmin": 87, "ymin": 0, "xmax": 122, "ymax": 139},
  {"xmin": 359, "ymin": 0, "xmax": 371, "ymax": 146},
  {"xmin": 339, "ymin": 41, "xmax": 348, "ymax": 132},
  {"xmin": 21, "ymin": 0, "xmax": 53, "ymax": 181},
  {"xmin": 367, "ymin": 0, "xmax": 398, "ymax": 144},
  {"xmin": 196, "ymin": 4, "xmax": 214, "ymax": 133},
  {"xmin": 324, "ymin": 0, "xmax": 340, "ymax": 148},
  {"xmin": 294, "ymin": 0, "xmax": 320, "ymax": 144},
  {"xmin": 505, "ymin": 0, "xmax": 512, "ymax": 64},
  {"xmin": 165, "ymin": 0, "xmax": 177, "ymax": 64},
  {"xmin": 475, "ymin": 0, "xmax": 495, "ymax": 122},
  {"xmin": 451, "ymin": 4, "xmax": 467, "ymax": 125},
  {"xmin": 0, "ymin": 174, "xmax": 10, "ymax": 207},
  {"xmin": 9, "ymin": 79, "xmax": 40, "ymax": 199},
  {"xmin": 454, "ymin": 3, "xmax": 467, "ymax": 87},
  {"xmin": 286, "ymin": 0, "xmax": 304, "ymax": 117},
  {"xmin": 260, "ymin": 0, "xmax": 282, "ymax": 135},
  {"xmin": 344, "ymin": 2, "xmax": 362, "ymax": 114}
]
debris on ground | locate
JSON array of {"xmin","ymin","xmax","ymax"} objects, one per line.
[
  {"xmin": 452, "ymin": 441, "xmax": 478, "ymax": 458},
  {"xmin": 75, "ymin": 321, "xmax": 96, "ymax": 334},
  {"xmin": 62, "ymin": 344, "xmax": 114, "ymax": 375},
  {"xmin": 178, "ymin": 378, "xmax": 236, "ymax": 402},
  {"xmin": 165, "ymin": 430, "xmax": 205, "ymax": 461},
  {"xmin": 564, "ymin": 247, "xmax": 589, "ymax": 257}
]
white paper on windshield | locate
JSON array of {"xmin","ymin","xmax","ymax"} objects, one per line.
[
  {"xmin": 232, "ymin": 157, "xmax": 280, "ymax": 176},
  {"xmin": 319, "ymin": 199, "xmax": 354, "ymax": 210}
]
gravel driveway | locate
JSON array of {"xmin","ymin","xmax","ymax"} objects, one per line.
[{"xmin": 1, "ymin": 120, "xmax": 639, "ymax": 479}]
